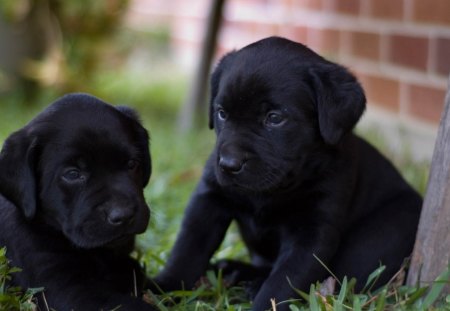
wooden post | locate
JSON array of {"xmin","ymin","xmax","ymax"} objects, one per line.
[
  {"xmin": 407, "ymin": 77, "xmax": 450, "ymax": 286},
  {"xmin": 178, "ymin": 0, "xmax": 226, "ymax": 131}
]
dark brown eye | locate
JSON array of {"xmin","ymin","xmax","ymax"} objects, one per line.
[
  {"xmin": 62, "ymin": 169, "xmax": 84, "ymax": 182},
  {"xmin": 265, "ymin": 112, "xmax": 285, "ymax": 127}
]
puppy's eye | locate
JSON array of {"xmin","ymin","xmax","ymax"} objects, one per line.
[
  {"xmin": 217, "ymin": 109, "xmax": 228, "ymax": 121},
  {"xmin": 62, "ymin": 169, "xmax": 83, "ymax": 182},
  {"xmin": 127, "ymin": 159, "xmax": 139, "ymax": 170},
  {"xmin": 265, "ymin": 112, "xmax": 286, "ymax": 127}
]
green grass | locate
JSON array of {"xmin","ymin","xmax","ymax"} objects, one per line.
[
  {"xmin": 0, "ymin": 68, "xmax": 445, "ymax": 310},
  {"xmin": 0, "ymin": 248, "xmax": 43, "ymax": 311}
]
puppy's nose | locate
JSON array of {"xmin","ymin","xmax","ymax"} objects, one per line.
[
  {"xmin": 107, "ymin": 207, "xmax": 134, "ymax": 226},
  {"xmin": 219, "ymin": 156, "xmax": 244, "ymax": 174}
]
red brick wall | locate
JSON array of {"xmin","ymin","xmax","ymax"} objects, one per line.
[{"xmin": 128, "ymin": 0, "xmax": 450, "ymax": 127}]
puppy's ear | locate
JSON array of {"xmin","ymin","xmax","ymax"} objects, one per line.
[
  {"xmin": 0, "ymin": 129, "xmax": 38, "ymax": 219},
  {"xmin": 137, "ymin": 129, "xmax": 151, "ymax": 188},
  {"xmin": 309, "ymin": 64, "xmax": 366, "ymax": 145},
  {"xmin": 116, "ymin": 105, "xmax": 152, "ymax": 187},
  {"xmin": 209, "ymin": 51, "xmax": 237, "ymax": 129}
]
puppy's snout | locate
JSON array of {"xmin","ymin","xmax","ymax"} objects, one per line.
[
  {"xmin": 219, "ymin": 144, "xmax": 246, "ymax": 174},
  {"xmin": 219, "ymin": 156, "xmax": 244, "ymax": 173},
  {"xmin": 106, "ymin": 207, "xmax": 134, "ymax": 226}
]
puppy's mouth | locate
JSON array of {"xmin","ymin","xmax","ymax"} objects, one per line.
[
  {"xmin": 104, "ymin": 234, "xmax": 136, "ymax": 251},
  {"xmin": 215, "ymin": 161, "xmax": 290, "ymax": 193},
  {"xmin": 66, "ymin": 230, "xmax": 131, "ymax": 249},
  {"xmin": 64, "ymin": 215, "xmax": 149, "ymax": 249}
]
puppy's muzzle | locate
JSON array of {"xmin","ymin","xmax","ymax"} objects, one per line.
[
  {"xmin": 219, "ymin": 144, "xmax": 246, "ymax": 174},
  {"xmin": 107, "ymin": 206, "xmax": 135, "ymax": 226}
]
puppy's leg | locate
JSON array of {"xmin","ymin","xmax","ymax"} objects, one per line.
[
  {"xmin": 214, "ymin": 259, "xmax": 271, "ymax": 284},
  {"xmin": 153, "ymin": 181, "xmax": 233, "ymax": 291},
  {"xmin": 331, "ymin": 195, "xmax": 421, "ymax": 291},
  {"xmin": 213, "ymin": 259, "xmax": 272, "ymax": 297},
  {"xmin": 251, "ymin": 224, "xmax": 340, "ymax": 311}
]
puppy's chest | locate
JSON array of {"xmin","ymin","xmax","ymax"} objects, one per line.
[
  {"xmin": 228, "ymin": 195, "xmax": 310, "ymax": 260},
  {"xmin": 234, "ymin": 208, "xmax": 284, "ymax": 261},
  {"xmin": 237, "ymin": 218, "xmax": 280, "ymax": 260}
]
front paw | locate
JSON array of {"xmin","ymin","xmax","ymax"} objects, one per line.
[
  {"xmin": 212, "ymin": 259, "xmax": 270, "ymax": 298},
  {"xmin": 213, "ymin": 259, "xmax": 254, "ymax": 285}
]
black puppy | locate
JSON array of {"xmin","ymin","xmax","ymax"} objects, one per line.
[
  {"xmin": 0, "ymin": 94, "xmax": 156, "ymax": 310},
  {"xmin": 154, "ymin": 37, "xmax": 422, "ymax": 310}
]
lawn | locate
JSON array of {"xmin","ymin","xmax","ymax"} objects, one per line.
[{"xmin": 0, "ymin": 67, "xmax": 446, "ymax": 310}]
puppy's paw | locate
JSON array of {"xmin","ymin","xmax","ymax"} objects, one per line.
[
  {"xmin": 243, "ymin": 277, "xmax": 265, "ymax": 299},
  {"xmin": 209, "ymin": 260, "xmax": 266, "ymax": 299},
  {"xmin": 213, "ymin": 259, "xmax": 271, "ymax": 287}
]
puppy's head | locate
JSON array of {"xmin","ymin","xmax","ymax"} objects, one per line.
[
  {"xmin": 209, "ymin": 37, "xmax": 365, "ymax": 192},
  {"xmin": 0, "ymin": 93, "xmax": 151, "ymax": 248}
]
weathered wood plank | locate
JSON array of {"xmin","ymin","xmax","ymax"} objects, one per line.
[{"xmin": 407, "ymin": 77, "xmax": 450, "ymax": 286}]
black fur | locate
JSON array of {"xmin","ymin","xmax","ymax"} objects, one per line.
[
  {"xmin": 0, "ymin": 93, "xmax": 155, "ymax": 310},
  {"xmin": 154, "ymin": 37, "xmax": 422, "ymax": 310}
]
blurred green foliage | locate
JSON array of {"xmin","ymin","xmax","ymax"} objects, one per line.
[{"xmin": 0, "ymin": 0, "xmax": 132, "ymax": 98}]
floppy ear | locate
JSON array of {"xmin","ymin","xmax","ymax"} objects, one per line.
[
  {"xmin": 116, "ymin": 105, "xmax": 152, "ymax": 187},
  {"xmin": 209, "ymin": 51, "xmax": 237, "ymax": 129},
  {"xmin": 309, "ymin": 64, "xmax": 366, "ymax": 145},
  {"xmin": 0, "ymin": 129, "xmax": 38, "ymax": 219}
]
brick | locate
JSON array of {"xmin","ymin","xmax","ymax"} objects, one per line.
[
  {"xmin": 225, "ymin": 20, "xmax": 256, "ymax": 37},
  {"xmin": 436, "ymin": 37, "xmax": 450, "ymax": 77},
  {"xmin": 249, "ymin": 23, "xmax": 281, "ymax": 43},
  {"xmin": 292, "ymin": 0, "xmax": 323, "ymax": 10},
  {"xmin": 349, "ymin": 31, "xmax": 381, "ymax": 61},
  {"xmin": 407, "ymin": 84, "xmax": 446, "ymax": 123},
  {"xmin": 387, "ymin": 34, "xmax": 429, "ymax": 71},
  {"xmin": 357, "ymin": 73, "xmax": 400, "ymax": 112},
  {"xmin": 369, "ymin": 0, "xmax": 404, "ymax": 20},
  {"xmin": 280, "ymin": 25, "xmax": 308, "ymax": 44},
  {"xmin": 278, "ymin": 0, "xmax": 295, "ymax": 9},
  {"xmin": 329, "ymin": 0, "xmax": 360, "ymax": 15},
  {"xmin": 307, "ymin": 28, "xmax": 340, "ymax": 55},
  {"xmin": 412, "ymin": 0, "xmax": 450, "ymax": 26}
]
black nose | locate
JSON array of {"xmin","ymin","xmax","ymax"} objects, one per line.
[
  {"xmin": 107, "ymin": 207, "xmax": 135, "ymax": 226},
  {"xmin": 219, "ymin": 156, "xmax": 245, "ymax": 173}
]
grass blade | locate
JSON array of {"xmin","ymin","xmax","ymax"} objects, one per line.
[
  {"xmin": 337, "ymin": 276, "xmax": 348, "ymax": 304},
  {"xmin": 313, "ymin": 254, "xmax": 341, "ymax": 287},
  {"xmin": 419, "ymin": 265, "xmax": 450, "ymax": 309},
  {"xmin": 287, "ymin": 277, "xmax": 309, "ymax": 301},
  {"xmin": 361, "ymin": 266, "xmax": 385, "ymax": 293},
  {"xmin": 352, "ymin": 295, "xmax": 362, "ymax": 311},
  {"xmin": 374, "ymin": 288, "xmax": 387, "ymax": 311},
  {"xmin": 404, "ymin": 286, "xmax": 428, "ymax": 306},
  {"xmin": 309, "ymin": 284, "xmax": 320, "ymax": 311}
]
